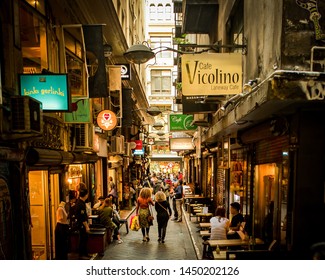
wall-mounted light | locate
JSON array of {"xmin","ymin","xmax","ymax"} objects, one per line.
[
  {"xmin": 124, "ymin": 43, "xmax": 155, "ymax": 64},
  {"xmin": 152, "ymin": 122, "xmax": 165, "ymax": 130},
  {"xmin": 133, "ymin": 106, "xmax": 162, "ymax": 116}
]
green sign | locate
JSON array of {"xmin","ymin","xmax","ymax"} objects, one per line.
[
  {"xmin": 169, "ymin": 114, "xmax": 197, "ymax": 131},
  {"xmin": 64, "ymin": 98, "xmax": 91, "ymax": 123}
]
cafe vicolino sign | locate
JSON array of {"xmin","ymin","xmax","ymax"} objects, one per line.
[{"xmin": 182, "ymin": 53, "xmax": 242, "ymax": 96}]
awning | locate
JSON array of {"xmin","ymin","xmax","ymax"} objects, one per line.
[{"xmin": 26, "ymin": 148, "xmax": 99, "ymax": 166}]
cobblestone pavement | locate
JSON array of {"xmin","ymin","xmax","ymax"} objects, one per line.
[{"xmin": 96, "ymin": 206, "xmax": 202, "ymax": 260}]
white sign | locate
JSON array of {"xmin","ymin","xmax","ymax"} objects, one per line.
[
  {"xmin": 170, "ymin": 138, "xmax": 194, "ymax": 151},
  {"xmin": 182, "ymin": 53, "xmax": 242, "ymax": 96}
]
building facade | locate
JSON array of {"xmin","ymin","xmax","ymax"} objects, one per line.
[
  {"xmin": 178, "ymin": 0, "xmax": 325, "ymax": 258},
  {"xmin": 0, "ymin": 0, "xmax": 148, "ymax": 259}
]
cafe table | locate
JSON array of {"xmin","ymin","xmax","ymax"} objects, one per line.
[
  {"xmin": 196, "ymin": 212, "xmax": 213, "ymax": 223},
  {"xmin": 199, "ymin": 222, "xmax": 211, "ymax": 229},
  {"xmin": 207, "ymin": 238, "xmax": 264, "ymax": 248},
  {"xmin": 200, "ymin": 230, "xmax": 211, "ymax": 237},
  {"xmin": 202, "ymin": 238, "xmax": 264, "ymax": 258}
]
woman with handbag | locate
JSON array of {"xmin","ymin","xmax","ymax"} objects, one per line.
[
  {"xmin": 154, "ymin": 191, "xmax": 172, "ymax": 243},
  {"xmin": 136, "ymin": 188, "xmax": 155, "ymax": 242}
]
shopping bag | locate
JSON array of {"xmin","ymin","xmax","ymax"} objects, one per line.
[{"xmin": 130, "ymin": 215, "xmax": 140, "ymax": 231}]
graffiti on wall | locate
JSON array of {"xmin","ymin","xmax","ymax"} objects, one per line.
[
  {"xmin": 300, "ymin": 80, "xmax": 325, "ymax": 100},
  {"xmin": 296, "ymin": 0, "xmax": 325, "ymax": 41}
]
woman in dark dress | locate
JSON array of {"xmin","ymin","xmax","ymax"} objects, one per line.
[{"xmin": 154, "ymin": 191, "xmax": 172, "ymax": 243}]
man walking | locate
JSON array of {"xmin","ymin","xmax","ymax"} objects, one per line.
[{"xmin": 174, "ymin": 180, "xmax": 184, "ymax": 222}]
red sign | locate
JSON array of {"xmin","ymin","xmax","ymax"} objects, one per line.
[{"xmin": 130, "ymin": 140, "xmax": 143, "ymax": 150}]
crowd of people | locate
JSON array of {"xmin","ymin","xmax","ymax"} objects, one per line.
[{"xmin": 54, "ymin": 172, "xmax": 325, "ymax": 260}]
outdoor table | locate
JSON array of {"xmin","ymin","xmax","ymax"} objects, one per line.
[
  {"xmin": 196, "ymin": 212, "xmax": 213, "ymax": 222},
  {"xmin": 198, "ymin": 222, "xmax": 211, "ymax": 229},
  {"xmin": 200, "ymin": 230, "xmax": 211, "ymax": 237},
  {"xmin": 208, "ymin": 238, "xmax": 264, "ymax": 248}
]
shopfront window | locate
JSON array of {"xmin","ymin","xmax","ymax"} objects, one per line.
[
  {"xmin": 19, "ymin": 3, "xmax": 48, "ymax": 73},
  {"xmin": 64, "ymin": 30, "xmax": 87, "ymax": 97},
  {"xmin": 254, "ymin": 163, "xmax": 278, "ymax": 242}
]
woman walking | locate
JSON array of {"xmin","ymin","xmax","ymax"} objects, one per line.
[
  {"xmin": 136, "ymin": 188, "xmax": 154, "ymax": 242},
  {"xmin": 154, "ymin": 191, "xmax": 172, "ymax": 243}
]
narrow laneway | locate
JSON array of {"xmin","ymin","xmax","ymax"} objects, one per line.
[{"xmin": 96, "ymin": 207, "xmax": 198, "ymax": 260}]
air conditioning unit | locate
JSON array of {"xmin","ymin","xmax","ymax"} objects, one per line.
[
  {"xmin": 110, "ymin": 136, "xmax": 125, "ymax": 154},
  {"xmin": 124, "ymin": 142, "xmax": 132, "ymax": 157},
  {"xmin": 192, "ymin": 113, "xmax": 209, "ymax": 127},
  {"xmin": 70, "ymin": 123, "xmax": 93, "ymax": 150},
  {"xmin": 10, "ymin": 96, "xmax": 42, "ymax": 134}
]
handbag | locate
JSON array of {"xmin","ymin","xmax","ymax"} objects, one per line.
[
  {"xmin": 130, "ymin": 215, "xmax": 140, "ymax": 231},
  {"xmin": 147, "ymin": 205, "xmax": 154, "ymax": 226}
]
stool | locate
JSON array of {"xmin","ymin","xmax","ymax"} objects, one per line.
[
  {"xmin": 87, "ymin": 230, "xmax": 106, "ymax": 255},
  {"xmin": 119, "ymin": 218, "xmax": 129, "ymax": 234}
]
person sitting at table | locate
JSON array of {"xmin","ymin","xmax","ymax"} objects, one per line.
[
  {"xmin": 98, "ymin": 198, "xmax": 123, "ymax": 244},
  {"xmin": 93, "ymin": 196, "xmax": 105, "ymax": 209},
  {"xmin": 227, "ymin": 202, "xmax": 244, "ymax": 240},
  {"xmin": 203, "ymin": 207, "xmax": 229, "ymax": 259},
  {"xmin": 210, "ymin": 207, "xmax": 230, "ymax": 240}
]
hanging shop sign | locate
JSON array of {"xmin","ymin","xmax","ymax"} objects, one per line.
[
  {"xmin": 133, "ymin": 148, "xmax": 145, "ymax": 156},
  {"xmin": 64, "ymin": 98, "xmax": 91, "ymax": 123},
  {"xmin": 182, "ymin": 53, "xmax": 242, "ymax": 96},
  {"xmin": 130, "ymin": 140, "xmax": 143, "ymax": 150},
  {"xmin": 96, "ymin": 110, "xmax": 117, "ymax": 130},
  {"xmin": 19, "ymin": 74, "xmax": 70, "ymax": 111},
  {"xmin": 170, "ymin": 138, "xmax": 195, "ymax": 151},
  {"xmin": 117, "ymin": 64, "xmax": 131, "ymax": 80},
  {"xmin": 169, "ymin": 114, "xmax": 197, "ymax": 131}
]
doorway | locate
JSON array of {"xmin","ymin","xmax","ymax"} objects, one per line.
[{"xmin": 28, "ymin": 170, "xmax": 59, "ymax": 259}]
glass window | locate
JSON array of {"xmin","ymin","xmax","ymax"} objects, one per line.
[
  {"xmin": 63, "ymin": 28, "xmax": 87, "ymax": 97},
  {"xmin": 66, "ymin": 52, "xmax": 85, "ymax": 97},
  {"xmin": 157, "ymin": 4, "xmax": 164, "ymax": 20},
  {"xmin": 151, "ymin": 70, "xmax": 171, "ymax": 95},
  {"xmin": 149, "ymin": 4, "xmax": 156, "ymax": 21},
  {"xmin": 165, "ymin": 4, "xmax": 172, "ymax": 20},
  {"xmin": 150, "ymin": 37, "xmax": 172, "ymax": 58},
  {"xmin": 19, "ymin": 3, "xmax": 48, "ymax": 73}
]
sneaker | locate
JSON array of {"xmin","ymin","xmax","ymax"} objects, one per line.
[{"xmin": 117, "ymin": 239, "xmax": 123, "ymax": 244}]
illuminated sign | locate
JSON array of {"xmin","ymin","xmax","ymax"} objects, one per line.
[
  {"xmin": 133, "ymin": 148, "xmax": 144, "ymax": 155},
  {"xmin": 170, "ymin": 138, "xmax": 195, "ymax": 151},
  {"xmin": 182, "ymin": 53, "xmax": 242, "ymax": 96},
  {"xmin": 97, "ymin": 110, "xmax": 117, "ymax": 131},
  {"xmin": 19, "ymin": 74, "xmax": 70, "ymax": 111}
]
